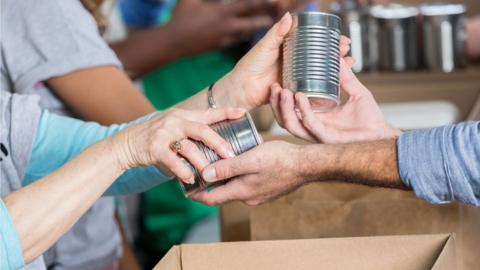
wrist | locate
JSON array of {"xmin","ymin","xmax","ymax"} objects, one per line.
[
  {"xmin": 296, "ymin": 144, "xmax": 338, "ymax": 184},
  {"xmin": 215, "ymin": 71, "xmax": 250, "ymax": 110},
  {"xmin": 106, "ymin": 130, "xmax": 136, "ymax": 172}
]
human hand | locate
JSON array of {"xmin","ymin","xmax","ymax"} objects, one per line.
[
  {"xmin": 216, "ymin": 13, "xmax": 351, "ymax": 111},
  {"xmin": 270, "ymin": 58, "xmax": 401, "ymax": 144},
  {"xmin": 111, "ymin": 108, "xmax": 245, "ymax": 184},
  {"xmin": 190, "ymin": 141, "xmax": 305, "ymax": 206},
  {"xmin": 167, "ymin": 0, "xmax": 276, "ymax": 57}
]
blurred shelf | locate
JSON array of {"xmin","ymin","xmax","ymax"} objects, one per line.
[{"xmin": 354, "ymin": 64, "xmax": 480, "ymax": 121}]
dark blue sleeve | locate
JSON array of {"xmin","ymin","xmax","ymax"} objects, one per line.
[
  {"xmin": 398, "ymin": 121, "xmax": 480, "ymax": 206},
  {"xmin": 119, "ymin": 0, "xmax": 174, "ymax": 27}
]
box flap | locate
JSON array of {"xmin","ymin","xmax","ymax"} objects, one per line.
[
  {"xmin": 432, "ymin": 235, "xmax": 456, "ymax": 270},
  {"xmin": 154, "ymin": 234, "xmax": 453, "ymax": 270},
  {"xmin": 153, "ymin": 246, "xmax": 181, "ymax": 270}
]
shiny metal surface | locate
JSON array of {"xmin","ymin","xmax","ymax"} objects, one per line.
[
  {"xmin": 369, "ymin": 4, "xmax": 419, "ymax": 71},
  {"xmin": 421, "ymin": 3, "xmax": 466, "ymax": 72},
  {"xmin": 332, "ymin": 2, "xmax": 371, "ymax": 72},
  {"xmin": 283, "ymin": 12, "xmax": 342, "ymax": 112},
  {"xmin": 179, "ymin": 113, "xmax": 261, "ymax": 197}
]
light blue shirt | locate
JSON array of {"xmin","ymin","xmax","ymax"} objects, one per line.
[
  {"xmin": 398, "ymin": 121, "xmax": 480, "ymax": 206},
  {"xmin": 1, "ymin": 111, "xmax": 172, "ymax": 270}
]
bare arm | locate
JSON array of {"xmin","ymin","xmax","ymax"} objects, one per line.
[
  {"xmin": 4, "ymin": 139, "xmax": 124, "ymax": 263},
  {"xmin": 191, "ymin": 140, "xmax": 406, "ymax": 206},
  {"xmin": 300, "ymin": 140, "xmax": 404, "ymax": 189},
  {"xmin": 46, "ymin": 66, "xmax": 155, "ymax": 125}
]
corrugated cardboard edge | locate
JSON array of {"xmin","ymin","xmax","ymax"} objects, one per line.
[
  {"xmin": 153, "ymin": 245, "xmax": 182, "ymax": 270},
  {"xmin": 432, "ymin": 234, "xmax": 456, "ymax": 270}
]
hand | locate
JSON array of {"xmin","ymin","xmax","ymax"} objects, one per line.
[
  {"xmin": 217, "ymin": 13, "xmax": 352, "ymax": 110},
  {"xmin": 167, "ymin": 0, "xmax": 275, "ymax": 57},
  {"xmin": 270, "ymin": 58, "xmax": 401, "ymax": 144},
  {"xmin": 191, "ymin": 141, "xmax": 305, "ymax": 206},
  {"xmin": 111, "ymin": 108, "xmax": 245, "ymax": 184}
]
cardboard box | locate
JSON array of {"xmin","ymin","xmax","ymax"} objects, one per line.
[
  {"xmin": 154, "ymin": 234, "xmax": 455, "ymax": 270},
  {"xmin": 248, "ymin": 183, "xmax": 480, "ymax": 270}
]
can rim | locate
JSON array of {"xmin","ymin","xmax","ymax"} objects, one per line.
[
  {"xmin": 245, "ymin": 112, "xmax": 263, "ymax": 145},
  {"xmin": 295, "ymin": 11, "xmax": 342, "ymax": 21}
]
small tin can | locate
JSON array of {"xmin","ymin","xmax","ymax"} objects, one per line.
[
  {"xmin": 420, "ymin": 3, "xmax": 466, "ymax": 72},
  {"xmin": 283, "ymin": 11, "xmax": 342, "ymax": 112},
  {"xmin": 179, "ymin": 112, "xmax": 262, "ymax": 197}
]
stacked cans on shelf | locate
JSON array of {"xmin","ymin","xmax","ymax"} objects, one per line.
[{"xmin": 332, "ymin": 1, "xmax": 467, "ymax": 73}]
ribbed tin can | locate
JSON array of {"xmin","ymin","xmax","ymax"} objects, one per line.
[
  {"xmin": 179, "ymin": 112, "xmax": 262, "ymax": 197},
  {"xmin": 283, "ymin": 12, "xmax": 342, "ymax": 112},
  {"xmin": 420, "ymin": 3, "xmax": 466, "ymax": 72}
]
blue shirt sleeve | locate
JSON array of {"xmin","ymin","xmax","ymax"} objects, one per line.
[
  {"xmin": 23, "ymin": 111, "xmax": 173, "ymax": 196},
  {"xmin": 0, "ymin": 199, "xmax": 25, "ymax": 270},
  {"xmin": 398, "ymin": 121, "xmax": 480, "ymax": 206},
  {"xmin": 119, "ymin": 0, "xmax": 175, "ymax": 27}
]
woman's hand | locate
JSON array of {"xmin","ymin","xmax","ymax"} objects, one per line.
[
  {"xmin": 110, "ymin": 108, "xmax": 245, "ymax": 184},
  {"xmin": 270, "ymin": 58, "xmax": 401, "ymax": 144},
  {"xmin": 215, "ymin": 13, "xmax": 352, "ymax": 110}
]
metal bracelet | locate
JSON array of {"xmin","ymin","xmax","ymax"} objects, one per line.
[{"xmin": 207, "ymin": 83, "xmax": 217, "ymax": 109}]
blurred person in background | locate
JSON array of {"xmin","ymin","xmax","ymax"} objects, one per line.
[{"xmin": 1, "ymin": 0, "xmax": 160, "ymax": 268}]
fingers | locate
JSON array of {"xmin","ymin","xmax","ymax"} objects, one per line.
[
  {"xmin": 295, "ymin": 92, "xmax": 326, "ymax": 142},
  {"xmin": 278, "ymin": 88, "xmax": 317, "ymax": 141},
  {"xmin": 269, "ymin": 83, "xmax": 284, "ymax": 127},
  {"xmin": 185, "ymin": 122, "xmax": 235, "ymax": 159},
  {"xmin": 177, "ymin": 139, "xmax": 210, "ymax": 173},
  {"xmin": 344, "ymin": 56, "xmax": 355, "ymax": 68},
  {"xmin": 254, "ymin": 12, "xmax": 292, "ymax": 53},
  {"xmin": 160, "ymin": 150, "xmax": 195, "ymax": 184},
  {"xmin": 201, "ymin": 151, "xmax": 257, "ymax": 183},
  {"xmin": 203, "ymin": 108, "xmax": 246, "ymax": 125},
  {"xmin": 190, "ymin": 179, "xmax": 248, "ymax": 206},
  {"xmin": 339, "ymin": 58, "xmax": 372, "ymax": 97},
  {"xmin": 340, "ymin": 35, "xmax": 351, "ymax": 57}
]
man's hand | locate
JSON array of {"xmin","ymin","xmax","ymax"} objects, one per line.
[
  {"xmin": 191, "ymin": 141, "xmax": 306, "ymax": 206},
  {"xmin": 270, "ymin": 58, "xmax": 401, "ymax": 144},
  {"xmin": 168, "ymin": 0, "xmax": 275, "ymax": 57}
]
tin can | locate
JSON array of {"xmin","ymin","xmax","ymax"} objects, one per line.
[
  {"xmin": 420, "ymin": 3, "xmax": 466, "ymax": 72},
  {"xmin": 368, "ymin": 4, "xmax": 419, "ymax": 71},
  {"xmin": 283, "ymin": 11, "xmax": 342, "ymax": 113},
  {"xmin": 179, "ymin": 112, "xmax": 262, "ymax": 197}
]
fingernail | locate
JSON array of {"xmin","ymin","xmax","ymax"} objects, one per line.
[
  {"xmin": 202, "ymin": 167, "xmax": 217, "ymax": 182},
  {"xmin": 187, "ymin": 176, "xmax": 195, "ymax": 185},
  {"xmin": 280, "ymin": 12, "xmax": 290, "ymax": 23}
]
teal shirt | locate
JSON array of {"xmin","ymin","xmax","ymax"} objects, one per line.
[
  {"xmin": 1, "ymin": 110, "xmax": 172, "ymax": 269},
  {"xmin": 24, "ymin": 110, "xmax": 172, "ymax": 195}
]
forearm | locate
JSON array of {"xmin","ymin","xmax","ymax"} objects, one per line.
[
  {"xmin": 47, "ymin": 66, "xmax": 155, "ymax": 125},
  {"xmin": 4, "ymin": 139, "xmax": 125, "ymax": 263},
  {"xmin": 300, "ymin": 140, "xmax": 406, "ymax": 189},
  {"xmin": 174, "ymin": 72, "xmax": 247, "ymax": 111},
  {"xmin": 110, "ymin": 25, "xmax": 185, "ymax": 79},
  {"xmin": 25, "ymin": 111, "xmax": 171, "ymax": 195}
]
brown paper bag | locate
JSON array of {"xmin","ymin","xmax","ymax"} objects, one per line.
[{"xmin": 250, "ymin": 183, "xmax": 480, "ymax": 270}]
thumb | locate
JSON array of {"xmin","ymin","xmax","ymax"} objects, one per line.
[
  {"xmin": 339, "ymin": 58, "xmax": 372, "ymax": 97},
  {"xmin": 254, "ymin": 12, "xmax": 292, "ymax": 53},
  {"xmin": 202, "ymin": 152, "xmax": 255, "ymax": 183}
]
